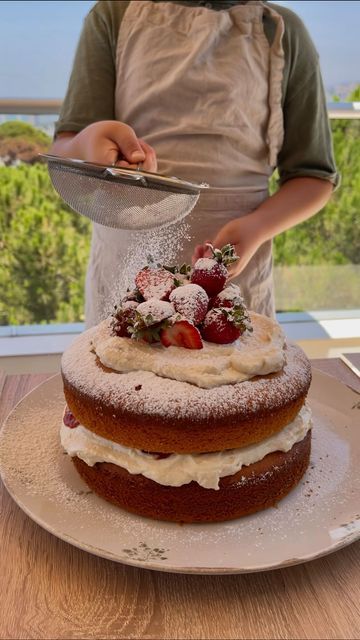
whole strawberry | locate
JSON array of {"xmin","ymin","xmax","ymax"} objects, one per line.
[
  {"xmin": 190, "ymin": 244, "xmax": 238, "ymax": 297},
  {"xmin": 169, "ymin": 283, "xmax": 209, "ymax": 325},
  {"xmin": 127, "ymin": 300, "xmax": 174, "ymax": 344},
  {"xmin": 201, "ymin": 306, "xmax": 252, "ymax": 344},
  {"xmin": 136, "ymin": 299, "xmax": 175, "ymax": 324},
  {"xmin": 210, "ymin": 284, "xmax": 244, "ymax": 310}
]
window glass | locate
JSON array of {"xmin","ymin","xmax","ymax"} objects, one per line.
[{"xmin": 0, "ymin": 1, "xmax": 359, "ymax": 324}]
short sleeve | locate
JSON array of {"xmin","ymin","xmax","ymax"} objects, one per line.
[
  {"xmin": 54, "ymin": 1, "xmax": 128, "ymax": 136},
  {"xmin": 271, "ymin": 4, "xmax": 340, "ymax": 188}
]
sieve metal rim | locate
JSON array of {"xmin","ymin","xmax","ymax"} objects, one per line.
[{"xmin": 41, "ymin": 154, "xmax": 209, "ymax": 196}]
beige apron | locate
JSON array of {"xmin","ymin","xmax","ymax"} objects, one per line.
[{"xmin": 85, "ymin": 0, "xmax": 285, "ymax": 326}]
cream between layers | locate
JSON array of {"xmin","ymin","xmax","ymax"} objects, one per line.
[
  {"xmin": 91, "ymin": 312, "xmax": 286, "ymax": 389},
  {"xmin": 61, "ymin": 405, "xmax": 312, "ymax": 490}
]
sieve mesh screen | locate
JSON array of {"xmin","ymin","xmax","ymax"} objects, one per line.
[{"xmin": 48, "ymin": 161, "xmax": 204, "ymax": 230}]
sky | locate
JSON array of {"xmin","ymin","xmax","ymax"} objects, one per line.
[{"xmin": 0, "ymin": 0, "xmax": 359, "ymax": 98}]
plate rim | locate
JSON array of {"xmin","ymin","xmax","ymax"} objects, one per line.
[{"xmin": 0, "ymin": 369, "xmax": 359, "ymax": 575}]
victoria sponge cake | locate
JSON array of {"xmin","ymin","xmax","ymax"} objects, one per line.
[{"xmin": 60, "ymin": 244, "xmax": 312, "ymax": 522}]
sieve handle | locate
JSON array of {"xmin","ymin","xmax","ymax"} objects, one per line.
[{"xmin": 105, "ymin": 166, "xmax": 147, "ymax": 185}]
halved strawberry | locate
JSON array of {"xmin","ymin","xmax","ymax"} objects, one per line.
[
  {"xmin": 160, "ymin": 320, "xmax": 203, "ymax": 349},
  {"xmin": 135, "ymin": 267, "xmax": 176, "ymax": 301},
  {"xmin": 141, "ymin": 450, "xmax": 172, "ymax": 460}
]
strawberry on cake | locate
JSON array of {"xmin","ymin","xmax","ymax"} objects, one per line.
[{"xmin": 60, "ymin": 245, "xmax": 312, "ymax": 522}]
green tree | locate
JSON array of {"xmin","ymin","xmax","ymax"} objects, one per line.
[
  {"xmin": 0, "ymin": 120, "xmax": 51, "ymax": 145},
  {"xmin": 0, "ymin": 163, "xmax": 91, "ymax": 324},
  {"xmin": 0, "ymin": 120, "xmax": 52, "ymax": 164}
]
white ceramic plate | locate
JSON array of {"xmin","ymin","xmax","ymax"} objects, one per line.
[{"xmin": 0, "ymin": 370, "xmax": 359, "ymax": 574}]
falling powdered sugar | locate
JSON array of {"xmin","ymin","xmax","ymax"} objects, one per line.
[{"xmin": 104, "ymin": 220, "xmax": 191, "ymax": 317}]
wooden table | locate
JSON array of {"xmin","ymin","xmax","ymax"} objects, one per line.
[{"xmin": 0, "ymin": 356, "xmax": 359, "ymax": 640}]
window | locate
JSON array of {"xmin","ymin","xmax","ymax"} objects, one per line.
[{"xmin": 0, "ymin": 1, "xmax": 359, "ymax": 327}]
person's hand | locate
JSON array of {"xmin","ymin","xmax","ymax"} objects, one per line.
[
  {"xmin": 212, "ymin": 215, "xmax": 265, "ymax": 279},
  {"xmin": 53, "ymin": 121, "xmax": 157, "ymax": 172},
  {"xmin": 193, "ymin": 215, "xmax": 265, "ymax": 279}
]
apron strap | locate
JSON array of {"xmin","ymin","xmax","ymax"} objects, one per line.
[{"xmin": 262, "ymin": 2, "xmax": 285, "ymax": 167}]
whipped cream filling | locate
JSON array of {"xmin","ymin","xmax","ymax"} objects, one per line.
[
  {"xmin": 61, "ymin": 405, "xmax": 312, "ymax": 490},
  {"xmin": 91, "ymin": 312, "xmax": 286, "ymax": 389}
]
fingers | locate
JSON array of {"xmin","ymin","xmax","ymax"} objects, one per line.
[
  {"xmin": 109, "ymin": 125, "xmax": 157, "ymax": 172},
  {"xmin": 191, "ymin": 240, "xmax": 212, "ymax": 264},
  {"xmin": 111, "ymin": 137, "xmax": 157, "ymax": 172},
  {"xmin": 191, "ymin": 244, "xmax": 205, "ymax": 265},
  {"xmin": 66, "ymin": 121, "xmax": 158, "ymax": 171},
  {"xmin": 113, "ymin": 159, "xmax": 140, "ymax": 169},
  {"xmin": 109, "ymin": 123, "xmax": 146, "ymax": 165},
  {"xmin": 210, "ymin": 233, "xmax": 227, "ymax": 253},
  {"xmin": 139, "ymin": 139, "xmax": 157, "ymax": 172}
]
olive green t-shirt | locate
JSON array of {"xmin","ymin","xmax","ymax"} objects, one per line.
[{"xmin": 55, "ymin": 0, "xmax": 339, "ymax": 187}]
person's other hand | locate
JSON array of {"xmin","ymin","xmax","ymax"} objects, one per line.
[
  {"xmin": 193, "ymin": 215, "xmax": 265, "ymax": 279},
  {"xmin": 211, "ymin": 215, "xmax": 264, "ymax": 279},
  {"xmin": 54, "ymin": 121, "xmax": 157, "ymax": 172}
]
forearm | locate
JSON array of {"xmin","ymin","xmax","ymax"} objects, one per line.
[
  {"xmin": 250, "ymin": 177, "xmax": 333, "ymax": 242},
  {"xmin": 208, "ymin": 176, "xmax": 334, "ymax": 278}
]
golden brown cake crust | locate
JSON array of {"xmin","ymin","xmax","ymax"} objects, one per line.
[
  {"xmin": 61, "ymin": 327, "xmax": 312, "ymax": 453},
  {"xmin": 72, "ymin": 431, "xmax": 311, "ymax": 523}
]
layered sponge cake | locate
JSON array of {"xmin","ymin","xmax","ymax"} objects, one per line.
[{"xmin": 61, "ymin": 245, "xmax": 312, "ymax": 522}]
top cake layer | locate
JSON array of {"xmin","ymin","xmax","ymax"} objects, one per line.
[{"xmin": 61, "ymin": 319, "xmax": 311, "ymax": 453}]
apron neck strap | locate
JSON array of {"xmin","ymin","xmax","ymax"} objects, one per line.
[{"xmin": 262, "ymin": 2, "xmax": 285, "ymax": 166}]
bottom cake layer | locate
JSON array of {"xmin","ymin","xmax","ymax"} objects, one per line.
[{"xmin": 73, "ymin": 431, "xmax": 311, "ymax": 522}]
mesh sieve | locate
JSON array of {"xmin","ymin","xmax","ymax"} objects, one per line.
[{"xmin": 43, "ymin": 155, "xmax": 209, "ymax": 230}]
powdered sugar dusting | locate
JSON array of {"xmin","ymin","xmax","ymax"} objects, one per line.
[
  {"xmin": 194, "ymin": 257, "xmax": 216, "ymax": 271},
  {"xmin": 215, "ymin": 284, "xmax": 244, "ymax": 303},
  {"xmin": 203, "ymin": 307, "xmax": 224, "ymax": 327},
  {"xmin": 61, "ymin": 321, "xmax": 310, "ymax": 421},
  {"xmin": 137, "ymin": 299, "xmax": 174, "ymax": 323}
]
